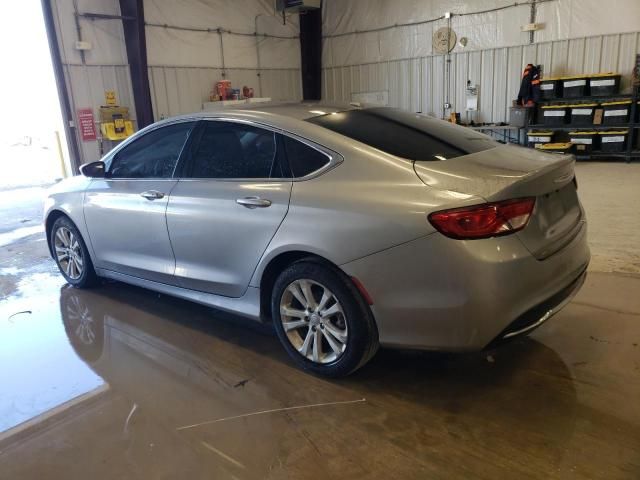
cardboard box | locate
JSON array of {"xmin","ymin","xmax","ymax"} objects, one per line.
[{"xmin": 593, "ymin": 108, "xmax": 603, "ymax": 125}]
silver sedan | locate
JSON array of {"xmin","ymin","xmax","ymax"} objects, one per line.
[{"xmin": 45, "ymin": 104, "xmax": 590, "ymax": 376}]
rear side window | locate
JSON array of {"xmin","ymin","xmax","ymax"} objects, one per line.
[
  {"xmin": 108, "ymin": 122, "xmax": 194, "ymax": 178},
  {"xmin": 282, "ymin": 136, "xmax": 330, "ymax": 177},
  {"xmin": 307, "ymin": 107, "xmax": 497, "ymax": 161},
  {"xmin": 186, "ymin": 121, "xmax": 283, "ymax": 179}
]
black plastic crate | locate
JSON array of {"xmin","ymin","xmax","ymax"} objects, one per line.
[
  {"xmin": 568, "ymin": 103, "xmax": 597, "ymax": 126},
  {"xmin": 541, "ymin": 105, "xmax": 567, "ymax": 125},
  {"xmin": 569, "ymin": 131, "xmax": 596, "ymax": 154},
  {"xmin": 561, "ymin": 76, "xmax": 588, "ymax": 98},
  {"xmin": 589, "ymin": 73, "xmax": 621, "ymax": 96},
  {"xmin": 601, "ymin": 100, "xmax": 631, "ymax": 125},
  {"xmin": 527, "ymin": 131, "xmax": 553, "ymax": 148},
  {"xmin": 539, "ymin": 78, "xmax": 561, "ymax": 100},
  {"xmin": 599, "ymin": 130, "xmax": 628, "ymax": 152}
]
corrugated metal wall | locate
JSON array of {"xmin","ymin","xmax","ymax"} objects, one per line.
[
  {"xmin": 61, "ymin": 64, "xmax": 135, "ymax": 163},
  {"xmin": 52, "ymin": 0, "xmax": 303, "ymax": 165},
  {"xmin": 322, "ymin": 32, "xmax": 640, "ymax": 123},
  {"xmin": 147, "ymin": 67, "xmax": 302, "ymax": 119},
  {"xmin": 63, "ymin": 62, "xmax": 302, "ymax": 162}
]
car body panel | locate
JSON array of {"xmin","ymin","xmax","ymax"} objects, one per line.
[
  {"xmin": 248, "ymin": 142, "xmax": 484, "ymax": 287},
  {"xmin": 44, "ymin": 104, "xmax": 590, "ymax": 351},
  {"xmin": 44, "ymin": 175, "xmax": 94, "ymax": 257},
  {"xmin": 413, "ymin": 144, "xmax": 584, "ymax": 261},
  {"xmin": 96, "ymin": 268, "xmax": 261, "ymax": 319},
  {"xmin": 167, "ymin": 179, "xmax": 292, "ymax": 297},
  {"xmin": 341, "ymin": 218, "xmax": 589, "ymax": 350},
  {"xmin": 84, "ymin": 178, "xmax": 178, "ymax": 284},
  {"xmin": 412, "ymin": 143, "xmax": 575, "ymax": 200}
]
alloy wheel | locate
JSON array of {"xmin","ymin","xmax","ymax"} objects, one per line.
[
  {"xmin": 279, "ymin": 278, "xmax": 348, "ymax": 364},
  {"xmin": 54, "ymin": 227, "xmax": 84, "ymax": 280}
]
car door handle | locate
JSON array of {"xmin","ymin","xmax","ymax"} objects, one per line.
[
  {"xmin": 140, "ymin": 190, "xmax": 165, "ymax": 200},
  {"xmin": 236, "ymin": 197, "xmax": 272, "ymax": 208}
]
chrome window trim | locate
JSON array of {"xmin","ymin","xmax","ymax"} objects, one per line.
[{"xmin": 99, "ymin": 116, "xmax": 343, "ymax": 183}]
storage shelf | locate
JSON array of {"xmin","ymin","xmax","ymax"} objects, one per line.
[
  {"xmin": 523, "ymin": 84, "xmax": 639, "ymax": 162},
  {"xmin": 575, "ymin": 151, "xmax": 640, "ymax": 159},
  {"xmin": 527, "ymin": 123, "xmax": 639, "ymax": 130},
  {"xmin": 537, "ymin": 94, "xmax": 633, "ymax": 104}
]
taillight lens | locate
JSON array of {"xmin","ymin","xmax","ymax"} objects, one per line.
[{"xmin": 428, "ymin": 197, "xmax": 536, "ymax": 240}]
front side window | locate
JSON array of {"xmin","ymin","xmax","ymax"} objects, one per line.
[
  {"xmin": 108, "ymin": 122, "xmax": 194, "ymax": 178},
  {"xmin": 187, "ymin": 121, "xmax": 284, "ymax": 179}
]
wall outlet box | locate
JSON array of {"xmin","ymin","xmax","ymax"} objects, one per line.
[
  {"xmin": 75, "ymin": 41, "xmax": 92, "ymax": 51},
  {"xmin": 444, "ymin": 11, "xmax": 451, "ymax": 19},
  {"xmin": 521, "ymin": 23, "xmax": 544, "ymax": 32}
]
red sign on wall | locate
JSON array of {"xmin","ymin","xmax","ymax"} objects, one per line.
[{"xmin": 77, "ymin": 108, "xmax": 97, "ymax": 142}]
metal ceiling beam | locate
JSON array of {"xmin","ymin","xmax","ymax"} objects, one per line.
[
  {"xmin": 299, "ymin": 7, "xmax": 322, "ymax": 100},
  {"xmin": 118, "ymin": 0, "xmax": 154, "ymax": 128},
  {"xmin": 41, "ymin": 0, "xmax": 82, "ymax": 173}
]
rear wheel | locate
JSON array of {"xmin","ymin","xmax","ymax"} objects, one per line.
[
  {"xmin": 51, "ymin": 216, "xmax": 98, "ymax": 288},
  {"xmin": 271, "ymin": 261, "xmax": 378, "ymax": 377}
]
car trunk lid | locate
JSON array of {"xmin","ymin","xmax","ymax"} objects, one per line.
[{"xmin": 413, "ymin": 145, "xmax": 584, "ymax": 259}]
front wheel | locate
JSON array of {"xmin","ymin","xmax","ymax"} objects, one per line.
[
  {"xmin": 271, "ymin": 261, "xmax": 378, "ymax": 377},
  {"xmin": 51, "ymin": 216, "xmax": 98, "ymax": 288}
]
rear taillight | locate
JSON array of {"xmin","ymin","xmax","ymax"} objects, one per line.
[{"xmin": 428, "ymin": 198, "xmax": 536, "ymax": 240}]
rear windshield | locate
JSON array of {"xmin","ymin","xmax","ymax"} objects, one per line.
[{"xmin": 307, "ymin": 107, "xmax": 498, "ymax": 161}]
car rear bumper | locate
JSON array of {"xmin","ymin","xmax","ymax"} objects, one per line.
[
  {"xmin": 484, "ymin": 267, "xmax": 586, "ymax": 349},
  {"xmin": 340, "ymin": 220, "xmax": 590, "ymax": 351}
]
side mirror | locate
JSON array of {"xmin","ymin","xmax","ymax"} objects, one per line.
[{"xmin": 79, "ymin": 161, "xmax": 106, "ymax": 178}]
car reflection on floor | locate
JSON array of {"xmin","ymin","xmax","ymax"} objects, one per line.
[{"xmin": 44, "ymin": 280, "xmax": 582, "ymax": 478}]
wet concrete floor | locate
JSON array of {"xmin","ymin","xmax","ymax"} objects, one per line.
[{"xmin": 1, "ymin": 167, "xmax": 640, "ymax": 479}]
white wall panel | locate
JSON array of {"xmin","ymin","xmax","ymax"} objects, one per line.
[
  {"xmin": 64, "ymin": 65, "xmax": 135, "ymax": 162},
  {"xmin": 410, "ymin": 58, "xmax": 422, "ymax": 113},
  {"xmin": 54, "ymin": 0, "xmax": 128, "ymax": 65},
  {"xmin": 420, "ymin": 57, "xmax": 432, "ymax": 115},
  {"xmin": 567, "ymin": 38, "xmax": 585, "ymax": 74},
  {"xmin": 144, "ymin": 0, "xmax": 300, "ymax": 69},
  {"xmin": 432, "ymin": 55, "xmax": 445, "ymax": 118},
  {"xmin": 492, "ymin": 48, "xmax": 508, "ymax": 123},
  {"xmin": 147, "ymin": 67, "xmax": 302, "ymax": 119},
  {"xmin": 51, "ymin": 0, "xmax": 303, "ymax": 165},
  {"xmin": 322, "ymin": 32, "xmax": 640, "ymax": 123},
  {"xmin": 324, "ymin": 0, "xmax": 640, "ymax": 66},
  {"xmin": 453, "ymin": 52, "xmax": 467, "ymax": 120},
  {"xmin": 583, "ymin": 36, "xmax": 602, "ymax": 74},
  {"xmin": 506, "ymin": 46, "xmax": 523, "ymax": 115},
  {"xmin": 601, "ymin": 35, "xmax": 621, "ymax": 75},
  {"xmin": 550, "ymin": 40, "xmax": 569, "ymax": 77},
  {"xmin": 322, "ymin": 0, "xmax": 640, "ymax": 124}
]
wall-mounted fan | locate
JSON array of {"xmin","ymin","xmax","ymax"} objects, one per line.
[{"xmin": 433, "ymin": 27, "xmax": 457, "ymax": 54}]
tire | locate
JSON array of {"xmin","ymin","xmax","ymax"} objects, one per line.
[
  {"xmin": 271, "ymin": 260, "xmax": 379, "ymax": 377},
  {"xmin": 50, "ymin": 216, "xmax": 99, "ymax": 288}
]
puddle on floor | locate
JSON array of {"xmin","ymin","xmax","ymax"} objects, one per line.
[{"xmin": 0, "ymin": 272, "xmax": 105, "ymax": 435}]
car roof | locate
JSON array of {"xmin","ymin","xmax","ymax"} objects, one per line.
[{"xmin": 163, "ymin": 101, "xmax": 359, "ymax": 124}]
